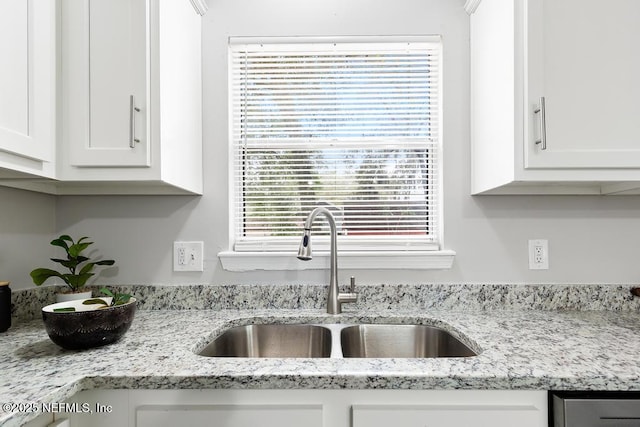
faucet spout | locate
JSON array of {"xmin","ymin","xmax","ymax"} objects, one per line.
[
  {"xmin": 297, "ymin": 207, "xmax": 357, "ymax": 314},
  {"xmin": 297, "ymin": 228, "xmax": 312, "ymax": 261}
]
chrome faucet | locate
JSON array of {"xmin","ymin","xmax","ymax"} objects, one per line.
[{"xmin": 297, "ymin": 207, "xmax": 357, "ymax": 314}]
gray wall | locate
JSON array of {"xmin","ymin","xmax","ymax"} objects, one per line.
[
  {"xmin": 5, "ymin": 0, "xmax": 640, "ymax": 290},
  {"xmin": 0, "ymin": 187, "xmax": 55, "ymax": 289}
]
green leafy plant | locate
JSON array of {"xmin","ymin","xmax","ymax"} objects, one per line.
[
  {"xmin": 30, "ymin": 235, "xmax": 115, "ymax": 293},
  {"xmin": 53, "ymin": 288, "xmax": 133, "ymax": 312},
  {"xmin": 84, "ymin": 287, "xmax": 132, "ymax": 307}
]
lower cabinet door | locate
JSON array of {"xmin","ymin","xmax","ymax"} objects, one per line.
[
  {"xmin": 352, "ymin": 403, "xmax": 545, "ymax": 427},
  {"xmin": 136, "ymin": 404, "xmax": 323, "ymax": 427},
  {"xmin": 63, "ymin": 389, "xmax": 547, "ymax": 427}
]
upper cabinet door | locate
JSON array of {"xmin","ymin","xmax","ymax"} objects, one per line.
[
  {"xmin": 0, "ymin": 0, "xmax": 55, "ymax": 164},
  {"xmin": 63, "ymin": 0, "xmax": 150, "ymax": 167},
  {"xmin": 525, "ymin": 0, "xmax": 640, "ymax": 169}
]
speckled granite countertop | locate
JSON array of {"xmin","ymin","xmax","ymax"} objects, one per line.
[{"xmin": 2, "ymin": 283, "xmax": 640, "ymax": 426}]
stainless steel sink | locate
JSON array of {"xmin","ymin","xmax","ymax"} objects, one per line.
[
  {"xmin": 197, "ymin": 323, "xmax": 478, "ymax": 359},
  {"xmin": 197, "ymin": 324, "xmax": 332, "ymax": 358},
  {"xmin": 340, "ymin": 324, "xmax": 477, "ymax": 358}
]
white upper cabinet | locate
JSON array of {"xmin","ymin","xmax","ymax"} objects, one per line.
[
  {"xmin": 525, "ymin": 0, "xmax": 640, "ymax": 170},
  {"xmin": 0, "ymin": 0, "xmax": 56, "ymax": 179},
  {"xmin": 63, "ymin": 0, "xmax": 149, "ymax": 167},
  {"xmin": 58, "ymin": 0, "xmax": 203, "ymax": 195},
  {"xmin": 0, "ymin": 0, "xmax": 203, "ymax": 195},
  {"xmin": 469, "ymin": 0, "xmax": 640, "ymax": 195}
]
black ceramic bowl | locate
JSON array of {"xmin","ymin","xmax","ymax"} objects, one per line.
[{"xmin": 41, "ymin": 297, "xmax": 137, "ymax": 350}]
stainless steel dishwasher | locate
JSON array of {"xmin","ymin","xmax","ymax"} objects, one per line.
[{"xmin": 551, "ymin": 391, "xmax": 640, "ymax": 426}]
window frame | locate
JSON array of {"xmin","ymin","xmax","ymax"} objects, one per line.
[{"xmin": 219, "ymin": 35, "xmax": 454, "ymax": 271}]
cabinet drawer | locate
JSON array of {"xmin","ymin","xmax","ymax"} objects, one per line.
[
  {"xmin": 352, "ymin": 402, "xmax": 545, "ymax": 427},
  {"xmin": 136, "ymin": 404, "xmax": 323, "ymax": 427}
]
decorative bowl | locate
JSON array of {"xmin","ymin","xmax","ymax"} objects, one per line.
[{"xmin": 41, "ymin": 297, "xmax": 137, "ymax": 350}]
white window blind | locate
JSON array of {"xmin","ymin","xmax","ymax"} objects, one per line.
[{"xmin": 229, "ymin": 36, "xmax": 442, "ymax": 252}]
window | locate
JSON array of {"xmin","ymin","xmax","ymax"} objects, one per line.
[{"xmin": 224, "ymin": 36, "xmax": 451, "ymax": 270}]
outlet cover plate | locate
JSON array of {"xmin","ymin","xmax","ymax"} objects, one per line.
[
  {"xmin": 528, "ymin": 239, "xmax": 549, "ymax": 270},
  {"xmin": 173, "ymin": 241, "xmax": 204, "ymax": 272}
]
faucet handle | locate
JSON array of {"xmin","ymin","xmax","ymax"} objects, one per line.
[{"xmin": 337, "ymin": 276, "xmax": 358, "ymax": 309}]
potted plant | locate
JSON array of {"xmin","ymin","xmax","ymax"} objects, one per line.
[{"xmin": 30, "ymin": 235, "xmax": 116, "ymax": 302}]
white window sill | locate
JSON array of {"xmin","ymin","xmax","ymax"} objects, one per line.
[{"xmin": 218, "ymin": 250, "xmax": 455, "ymax": 272}]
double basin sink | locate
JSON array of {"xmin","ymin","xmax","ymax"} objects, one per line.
[{"xmin": 197, "ymin": 323, "xmax": 478, "ymax": 359}]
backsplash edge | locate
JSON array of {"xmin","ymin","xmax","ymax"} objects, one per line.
[{"xmin": 9, "ymin": 283, "xmax": 640, "ymax": 323}]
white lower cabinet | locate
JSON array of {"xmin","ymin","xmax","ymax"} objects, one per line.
[
  {"xmin": 351, "ymin": 390, "xmax": 547, "ymax": 427},
  {"xmin": 21, "ymin": 412, "xmax": 53, "ymax": 427},
  {"xmin": 352, "ymin": 398, "xmax": 545, "ymax": 427},
  {"xmin": 63, "ymin": 389, "xmax": 548, "ymax": 427},
  {"xmin": 136, "ymin": 404, "xmax": 322, "ymax": 427}
]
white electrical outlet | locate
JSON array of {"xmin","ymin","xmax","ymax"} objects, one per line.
[
  {"xmin": 528, "ymin": 239, "xmax": 549, "ymax": 270},
  {"xmin": 173, "ymin": 241, "xmax": 204, "ymax": 272}
]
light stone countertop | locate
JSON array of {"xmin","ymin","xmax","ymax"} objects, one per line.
[{"xmin": 3, "ymin": 283, "xmax": 640, "ymax": 426}]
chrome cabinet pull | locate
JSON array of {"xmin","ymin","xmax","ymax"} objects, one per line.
[
  {"xmin": 534, "ymin": 96, "xmax": 547, "ymax": 150},
  {"xmin": 129, "ymin": 95, "xmax": 141, "ymax": 148}
]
